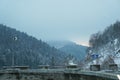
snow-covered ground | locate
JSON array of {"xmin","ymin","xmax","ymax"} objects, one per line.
[{"xmin": 85, "ymin": 38, "xmax": 120, "ymax": 69}]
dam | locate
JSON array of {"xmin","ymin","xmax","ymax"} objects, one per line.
[{"xmin": 0, "ymin": 68, "xmax": 120, "ymax": 80}]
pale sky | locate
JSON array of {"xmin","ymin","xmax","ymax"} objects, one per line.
[{"xmin": 0, "ymin": 0, "xmax": 120, "ymax": 46}]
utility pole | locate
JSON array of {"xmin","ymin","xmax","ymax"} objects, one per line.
[
  {"xmin": 12, "ymin": 36, "xmax": 18, "ymax": 67},
  {"xmin": 12, "ymin": 52, "xmax": 14, "ymax": 67}
]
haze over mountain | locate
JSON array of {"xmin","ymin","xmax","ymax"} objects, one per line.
[{"xmin": 47, "ymin": 40, "xmax": 75, "ymax": 49}]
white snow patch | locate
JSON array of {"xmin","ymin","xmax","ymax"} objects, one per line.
[
  {"xmin": 117, "ymin": 75, "xmax": 120, "ymax": 80},
  {"xmin": 114, "ymin": 39, "xmax": 118, "ymax": 45},
  {"xmin": 68, "ymin": 60, "xmax": 77, "ymax": 66}
]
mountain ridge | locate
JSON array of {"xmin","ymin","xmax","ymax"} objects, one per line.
[
  {"xmin": 0, "ymin": 24, "xmax": 66, "ymax": 68},
  {"xmin": 47, "ymin": 40, "xmax": 88, "ymax": 61}
]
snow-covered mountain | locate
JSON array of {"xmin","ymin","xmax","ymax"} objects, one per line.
[{"xmin": 84, "ymin": 21, "xmax": 120, "ymax": 69}]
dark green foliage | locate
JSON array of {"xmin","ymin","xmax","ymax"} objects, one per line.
[{"xmin": 0, "ymin": 24, "xmax": 66, "ymax": 68}]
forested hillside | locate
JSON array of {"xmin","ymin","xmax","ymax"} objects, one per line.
[
  {"xmin": 89, "ymin": 21, "xmax": 120, "ymax": 49},
  {"xmin": 85, "ymin": 21, "xmax": 120, "ymax": 69},
  {"xmin": 0, "ymin": 24, "xmax": 66, "ymax": 68},
  {"xmin": 47, "ymin": 41, "xmax": 87, "ymax": 63},
  {"xmin": 59, "ymin": 42, "xmax": 87, "ymax": 61}
]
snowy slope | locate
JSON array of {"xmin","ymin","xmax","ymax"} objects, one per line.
[{"xmin": 84, "ymin": 22, "xmax": 120, "ymax": 69}]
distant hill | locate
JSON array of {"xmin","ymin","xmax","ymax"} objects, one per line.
[
  {"xmin": 47, "ymin": 41, "xmax": 87, "ymax": 61},
  {"xmin": 0, "ymin": 24, "xmax": 66, "ymax": 68},
  {"xmin": 47, "ymin": 40, "xmax": 75, "ymax": 49}
]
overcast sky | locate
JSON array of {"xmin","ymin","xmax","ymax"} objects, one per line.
[{"xmin": 0, "ymin": 0, "xmax": 120, "ymax": 46}]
